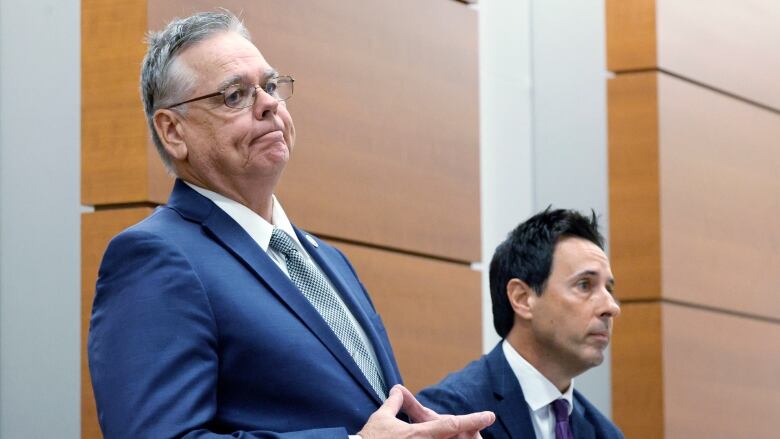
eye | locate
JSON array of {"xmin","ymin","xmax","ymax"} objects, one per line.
[
  {"xmin": 263, "ymin": 79, "xmax": 278, "ymax": 97},
  {"xmin": 223, "ymin": 84, "xmax": 251, "ymax": 108},
  {"xmin": 576, "ymin": 279, "xmax": 591, "ymax": 291}
]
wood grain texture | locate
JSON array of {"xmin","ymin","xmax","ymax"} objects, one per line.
[
  {"xmin": 335, "ymin": 242, "xmax": 482, "ymax": 393},
  {"xmin": 611, "ymin": 302, "xmax": 664, "ymax": 439},
  {"xmin": 606, "ymin": 0, "xmax": 657, "ymax": 71},
  {"xmin": 607, "ymin": 72, "xmax": 661, "ymax": 301},
  {"xmin": 81, "ymin": 208, "xmax": 153, "ymax": 439},
  {"xmin": 663, "ymin": 303, "xmax": 780, "ymax": 437},
  {"xmin": 82, "ymin": 0, "xmax": 172, "ymax": 206},
  {"xmin": 657, "ymin": 0, "xmax": 780, "ymax": 111},
  {"xmin": 149, "ymin": 0, "xmax": 480, "ymax": 263},
  {"xmin": 659, "ymin": 73, "xmax": 780, "ymax": 319}
]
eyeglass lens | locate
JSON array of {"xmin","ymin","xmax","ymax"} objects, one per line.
[{"xmin": 223, "ymin": 76, "xmax": 294, "ymax": 109}]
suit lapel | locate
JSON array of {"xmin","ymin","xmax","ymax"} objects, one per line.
[
  {"xmin": 168, "ymin": 181, "xmax": 385, "ymax": 405},
  {"xmin": 486, "ymin": 344, "xmax": 538, "ymax": 439},
  {"xmin": 295, "ymin": 227, "xmax": 400, "ymax": 398},
  {"xmin": 571, "ymin": 393, "xmax": 596, "ymax": 439}
]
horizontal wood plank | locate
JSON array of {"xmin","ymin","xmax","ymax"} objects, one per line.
[
  {"xmin": 335, "ymin": 241, "xmax": 482, "ymax": 392},
  {"xmin": 607, "ymin": 72, "xmax": 661, "ymax": 301},
  {"xmin": 611, "ymin": 302, "xmax": 664, "ymax": 439},
  {"xmin": 606, "ymin": 0, "xmax": 657, "ymax": 71},
  {"xmin": 82, "ymin": 0, "xmax": 172, "ymax": 206},
  {"xmin": 659, "ymin": 73, "xmax": 780, "ymax": 319},
  {"xmin": 663, "ymin": 303, "xmax": 780, "ymax": 437},
  {"xmin": 657, "ymin": 0, "xmax": 780, "ymax": 111}
]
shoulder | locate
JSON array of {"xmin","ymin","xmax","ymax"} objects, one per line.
[
  {"xmin": 99, "ymin": 208, "xmax": 190, "ymax": 269},
  {"xmin": 573, "ymin": 390, "xmax": 625, "ymax": 438}
]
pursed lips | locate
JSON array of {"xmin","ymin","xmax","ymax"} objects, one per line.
[
  {"xmin": 587, "ymin": 323, "xmax": 611, "ymax": 342},
  {"xmin": 252, "ymin": 124, "xmax": 285, "ymax": 144}
]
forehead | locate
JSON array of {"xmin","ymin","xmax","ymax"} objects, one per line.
[
  {"xmin": 178, "ymin": 31, "xmax": 273, "ymax": 87},
  {"xmin": 550, "ymin": 237, "xmax": 612, "ymax": 278}
]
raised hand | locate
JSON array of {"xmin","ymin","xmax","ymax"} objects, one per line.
[{"xmin": 358, "ymin": 385, "xmax": 495, "ymax": 439}]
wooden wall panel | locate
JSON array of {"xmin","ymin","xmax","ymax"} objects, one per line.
[
  {"xmin": 614, "ymin": 302, "xmax": 780, "ymax": 438},
  {"xmin": 81, "ymin": 0, "xmax": 172, "ymax": 206},
  {"xmin": 335, "ymin": 242, "xmax": 481, "ymax": 393},
  {"xmin": 657, "ymin": 0, "xmax": 780, "ymax": 110},
  {"xmin": 607, "ymin": 72, "xmax": 661, "ymax": 301},
  {"xmin": 81, "ymin": 208, "xmax": 154, "ymax": 439},
  {"xmin": 663, "ymin": 304, "xmax": 780, "ymax": 437},
  {"xmin": 659, "ymin": 74, "xmax": 780, "ymax": 319},
  {"xmin": 611, "ymin": 303, "xmax": 664, "ymax": 439},
  {"xmin": 149, "ymin": 0, "xmax": 480, "ymax": 263},
  {"xmin": 606, "ymin": 0, "xmax": 657, "ymax": 71},
  {"xmin": 607, "ymin": 2, "xmax": 780, "ymax": 438},
  {"xmin": 608, "ymin": 0, "xmax": 780, "ymax": 109}
]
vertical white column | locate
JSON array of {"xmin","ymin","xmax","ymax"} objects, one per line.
[
  {"xmin": 530, "ymin": 0, "xmax": 612, "ymax": 416},
  {"xmin": 0, "ymin": 0, "xmax": 81, "ymax": 436},
  {"xmin": 477, "ymin": 0, "xmax": 536, "ymax": 351}
]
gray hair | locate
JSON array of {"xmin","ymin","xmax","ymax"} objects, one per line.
[{"xmin": 140, "ymin": 10, "xmax": 250, "ymax": 171}]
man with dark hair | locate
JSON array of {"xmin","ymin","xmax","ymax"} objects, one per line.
[
  {"xmin": 418, "ymin": 208, "xmax": 624, "ymax": 439},
  {"xmin": 88, "ymin": 9, "xmax": 493, "ymax": 439}
]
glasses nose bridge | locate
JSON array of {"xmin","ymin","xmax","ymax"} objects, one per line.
[{"xmin": 249, "ymin": 83, "xmax": 279, "ymax": 115}]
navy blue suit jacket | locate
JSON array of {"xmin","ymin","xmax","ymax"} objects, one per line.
[
  {"xmin": 417, "ymin": 343, "xmax": 623, "ymax": 439},
  {"xmin": 88, "ymin": 180, "xmax": 402, "ymax": 438}
]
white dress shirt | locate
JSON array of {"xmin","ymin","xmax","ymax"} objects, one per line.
[
  {"xmin": 502, "ymin": 340, "xmax": 574, "ymax": 439},
  {"xmin": 185, "ymin": 182, "xmax": 381, "ymax": 439}
]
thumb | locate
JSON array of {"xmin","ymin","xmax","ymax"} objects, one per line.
[{"xmin": 374, "ymin": 384, "xmax": 404, "ymax": 418}]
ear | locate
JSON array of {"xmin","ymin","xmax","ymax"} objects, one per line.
[
  {"xmin": 507, "ymin": 278, "xmax": 534, "ymax": 321},
  {"xmin": 153, "ymin": 109, "xmax": 188, "ymax": 161}
]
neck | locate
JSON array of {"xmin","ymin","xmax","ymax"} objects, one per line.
[
  {"xmin": 505, "ymin": 326, "xmax": 573, "ymax": 393},
  {"xmin": 178, "ymin": 170, "xmax": 277, "ymax": 222}
]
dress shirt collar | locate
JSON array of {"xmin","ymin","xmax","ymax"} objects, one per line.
[
  {"xmin": 502, "ymin": 339, "xmax": 574, "ymax": 415},
  {"xmin": 184, "ymin": 181, "xmax": 303, "ymax": 252}
]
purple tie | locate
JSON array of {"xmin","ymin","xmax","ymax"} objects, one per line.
[{"xmin": 552, "ymin": 399, "xmax": 574, "ymax": 439}]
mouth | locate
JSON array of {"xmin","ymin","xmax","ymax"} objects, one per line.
[
  {"xmin": 587, "ymin": 331, "xmax": 610, "ymax": 344},
  {"xmin": 252, "ymin": 129, "xmax": 285, "ymax": 147}
]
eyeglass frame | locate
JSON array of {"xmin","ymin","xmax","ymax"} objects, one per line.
[{"xmin": 164, "ymin": 75, "xmax": 295, "ymax": 110}]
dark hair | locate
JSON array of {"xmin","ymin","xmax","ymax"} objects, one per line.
[{"xmin": 489, "ymin": 207, "xmax": 604, "ymax": 337}]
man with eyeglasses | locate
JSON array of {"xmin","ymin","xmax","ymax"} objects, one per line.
[{"xmin": 87, "ymin": 9, "xmax": 494, "ymax": 439}]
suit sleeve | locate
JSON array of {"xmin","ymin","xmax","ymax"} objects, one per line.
[
  {"xmin": 88, "ymin": 229, "xmax": 349, "ymax": 439},
  {"xmin": 416, "ymin": 382, "xmax": 475, "ymax": 417}
]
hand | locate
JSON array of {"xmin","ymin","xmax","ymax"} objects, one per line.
[{"xmin": 358, "ymin": 385, "xmax": 495, "ymax": 439}]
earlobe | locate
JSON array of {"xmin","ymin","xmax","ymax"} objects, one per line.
[
  {"xmin": 154, "ymin": 109, "xmax": 188, "ymax": 161},
  {"xmin": 507, "ymin": 278, "xmax": 534, "ymax": 320}
]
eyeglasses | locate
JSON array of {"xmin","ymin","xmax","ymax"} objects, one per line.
[{"xmin": 166, "ymin": 75, "xmax": 295, "ymax": 109}]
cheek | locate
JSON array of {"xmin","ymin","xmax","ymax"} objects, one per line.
[{"xmin": 279, "ymin": 107, "xmax": 295, "ymax": 148}]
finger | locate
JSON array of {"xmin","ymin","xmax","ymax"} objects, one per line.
[
  {"xmin": 421, "ymin": 411, "xmax": 495, "ymax": 437},
  {"xmin": 374, "ymin": 384, "xmax": 404, "ymax": 418},
  {"xmin": 398, "ymin": 385, "xmax": 440, "ymax": 423}
]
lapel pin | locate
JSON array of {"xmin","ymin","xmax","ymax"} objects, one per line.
[{"xmin": 305, "ymin": 234, "xmax": 319, "ymax": 248}]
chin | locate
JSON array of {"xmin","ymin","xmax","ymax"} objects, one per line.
[{"xmin": 580, "ymin": 349, "xmax": 606, "ymax": 367}]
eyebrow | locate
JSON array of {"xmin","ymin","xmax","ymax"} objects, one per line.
[
  {"xmin": 216, "ymin": 68, "xmax": 279, "ymax": 91},
  {"xmin": 571, "ymin": 270, "xmax": 615, "ymax": 288}
]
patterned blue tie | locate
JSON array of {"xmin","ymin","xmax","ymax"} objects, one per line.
[
  {"xmin": 552, "ymin": 399, "xmax": 574, "ymax": 439},
  {"xmin": 269, "ymin": 228, "xmax": 387, "ymax": 400}
]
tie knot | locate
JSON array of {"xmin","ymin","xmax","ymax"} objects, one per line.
[
  {"xmin": 551, "ymin": 399, "xmax": 570, "ymax": 422},
  {"xmin": 269, "ymin": 228, "xmax": 297, "ymax": 257}
]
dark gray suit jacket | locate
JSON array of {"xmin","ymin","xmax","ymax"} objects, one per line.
[{"xmin": 417, "ymin": 343, "xmax": 624, "ymax": 439}]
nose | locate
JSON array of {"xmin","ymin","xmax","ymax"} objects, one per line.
[
  {"xmin": 600, "ymin": 289, "xmax": 621, "ymax": 318},
  {"xmin": 252, "ymin": 85, "xmax": 279, "ymax": 120}
]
